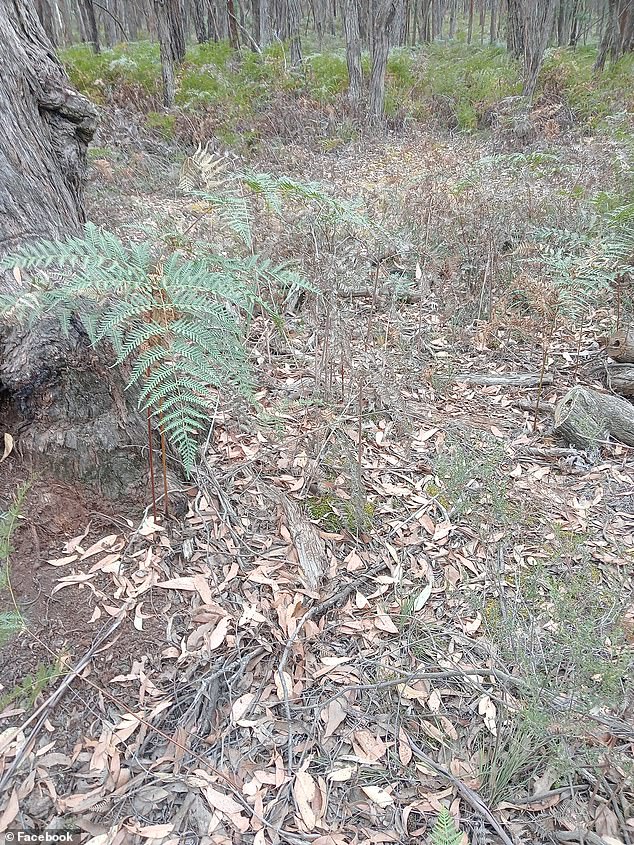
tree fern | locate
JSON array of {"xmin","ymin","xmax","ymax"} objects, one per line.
[{"xmin": 430, "ymin": 808, "xmax": 463, "ymax": 845}]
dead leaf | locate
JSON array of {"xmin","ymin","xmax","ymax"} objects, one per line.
[
  {"xmin": 0, "ymin": 433, "xmax": 14, "ymax": 464},
  {"xmin": 361, "ymin": 785, "xmax": 393, "ymax": 808},
  {"xmin": 293, "ymin": 767, "xmax": 317, "ymax": 830}
]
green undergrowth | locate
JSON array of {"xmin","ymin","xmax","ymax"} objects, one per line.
[{"xmin": 61, "ymin": 40, "xmax": 633, "ymax": 144}]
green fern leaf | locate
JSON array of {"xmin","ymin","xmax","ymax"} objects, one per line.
[{"xmin": 430, "ymin": 808, "xmax": 463, "ymax": 845}]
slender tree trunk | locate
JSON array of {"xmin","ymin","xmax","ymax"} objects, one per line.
[
  {"xmin": 594, "ymin": 0, "xmax": 623, "ymax": 68},
  {"xmin": 344, "ymin": 0, "xmax": 363, "ymax": 105},
  {"xmin": 288, "ymin": 0, "xmax": 302, "ymax": 64},
  {"xmin": 0, "ymin": 0, "xmax": 146, "ymax": 497},
  {"xmin": 506, "ymin": 0, "xmax": 523, "ymax": 57},
  {"xmin": 522, "ymin": 0, "xmax": 557, "ymax": 96},
  {"xmin": 259, "ymin": 0, "xmax": 270, "ymax": 43},
  {"xmin": 78, "ymin": 0, "xmax": 100, "ymax": 52},
  {"xmin": 368, "ymin": 0, "xmax": 397, "ymax": 123},
  {"xmin": 227, "ymin": 0, "xmax": 240, "ymax": 45},
  {"xmin": 154, "ymin": 0, "xmax": 184, "ymax": 106},
  {"xmin": 191, "ymin": 0, "xmax": 211, "ymax": 40},
  {"xmin": 467, "ymin": 0, "xmax": 474, "ymax": 41},
  {"xmin": 489, "ymin": 0, "xmax": 497, "ymax": 41}
]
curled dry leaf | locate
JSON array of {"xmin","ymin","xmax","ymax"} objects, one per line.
[{"xmin": 0, "ymin": 433, "xmax": 13, "ymax": 463}]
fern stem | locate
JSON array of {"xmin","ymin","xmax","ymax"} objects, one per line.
[
  {"xmin": 147, "ymin": 406, "xmax": 158, "ymax": 522},
  {"xmin": 160, "ymin": 422, "xmax": 169, "ymax": 518}
]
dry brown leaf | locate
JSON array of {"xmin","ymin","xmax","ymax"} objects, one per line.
[
  {"xmin": 326, "ymin": 765, "xmax": 356, "ymax": 782},
  {"xmin": 398, "ymin": 728, "xmax": 412, "ymax": 765},
  {"xmin": 427, "ymin": 689, "xmax": 442, "ymax": 713},
  {"xmin": 361, "ymin": 785, "xmax": 393, "ymax": 808},
  {"xmin": 322, "ymin": 698, "xmax": 348, "ymax": 738},
  {"xmin": 293, "ymin": 767, "xmax": 317, "ymax": 830},
  {"xmin": 375, "ymin": 612, "xmax": 399, "ymax": 634},
  {"xmin": 353, "ymin": 729, "xmax": 387, "ymax": 762},
  {"xmin": 232, "ymin": 693, "xmax": 256, "ymax": 722},
  {"xmin": 0, "ymin": 788, "xmax": 19, "ymax": 832},
  {"xmin": 203, "ymin": 785, "xmax": 244, "ymax": 817}
]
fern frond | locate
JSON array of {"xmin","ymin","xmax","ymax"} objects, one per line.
[
  {"xmin": 192, "ymin": 190, "xmax": 252, "ymax": 247},
  {"xmin": 430, "ymin": 808, "xmax": 463, "ymax": 845}
]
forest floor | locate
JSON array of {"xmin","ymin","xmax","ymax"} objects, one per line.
[{"xmin": 0, "ymin": 108, "xmax": 633, "ymax": 845}]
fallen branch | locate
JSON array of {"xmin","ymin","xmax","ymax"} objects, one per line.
[
  {"xmin": 454, "ymin": 372, "xmax": 554, "ymax": 386},
  {"xmin": 554, "ymin": 385, "xmax": 634, "ymax": 449}
]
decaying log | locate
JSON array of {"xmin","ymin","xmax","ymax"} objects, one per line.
[
  {"xmin": 554, "ymin": 386, "xmax": 634, "ymax": 449},
  {"xmin": 454, "ymin": 373, "xmax": 554, "ymax": 387},
  {"xmin": 605, "ymin": 329, "xmax": 634, "ymax": 363},
  {"xmin": 604, "ymin": 363, "xmax": 634, "ymax": 397}
]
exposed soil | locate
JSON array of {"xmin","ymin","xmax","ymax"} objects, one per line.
[{"xmin": 0, "ymin": 460, "xmax": 165, "ymax": 700}]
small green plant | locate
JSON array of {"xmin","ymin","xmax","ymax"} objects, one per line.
[
  {"xmin": 146, "ymin": 111, "xmax": 176, "ymax": 138},
  {"xmin": 430, "ymin": 807, "xmax": 463, "ymax": 845},
  {"xmin": 0, "ymin": 661, "xmax": 64, "ymax": 710}
]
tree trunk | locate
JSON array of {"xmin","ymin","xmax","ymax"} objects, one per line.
[
  {"xmin": 191, "ymin": 0, "xmax": 211, "ymax": 40},
  {"xmin": 368, "ymin": 0, "xmax": 398, "ymax": 123},
  {"xmin": 154, "ymin": 0, "xmax": 186, "ymax": 106},
  {"xmin": 594, "ymin": 0, "xmax": 621, "ymax": 69},
  {"xmin": 0, "ymin": 0, "xmax": 146, "ymax": 498},
  {"xmin": 344, "ymin": 0, "xmax": 363, "ymax": 105},
  {"xmin": 226, "ymin": 0, "xmax": 240, "ymax": 46},
  {"xmin": 521, "ymin": 0, "xmax": 557, "ymax": 97},
  {"xmin": 35, "ymin": 0, "xmax": 59, "ymax": 45},
  {"xmin": 288, "ymin": 0, "xmax": 302, "ymax": 64},
  {"xmin": 78, "ymin": 0, "xmax": 100, "ymax": 52},
  {"xmin": 259, "ymin": 0, "xmax": 270, "ymax": 43},
  {"xmin": 507, "ymin": 0, "xmax": 523, "ymax": 57}
]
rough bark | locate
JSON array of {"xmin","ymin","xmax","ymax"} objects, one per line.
[
  {"xmin": 343, "ymin": 0, "xmax": 363, "ymax": 106},
  {"xmin": 0, "ymin": 0, "xmax": 146, "ymax": 497},
  {"xmin": 258, "ymin": 0, "xmax": 270, "ymax": 43},
  {"xmin": 191, "ymin": 0, "xmax": 211, "ymax": 40},
  {"xmin": 554, "ymin": 386, "xmax": 634, "ymax": 449},
  {"xmin": 288, "ymin": 0, "xmax": 302, "ymax": 65},
  {"xmin": 520, "ymin": 0, "xmax": 558, "ymax": 97},
  {"xmin": 35, "ymin": 0, "xmax": 59, "ymax": 45},
  {"xmin": 368, "ymin": 0, "xmax": 398, "ymax": 123},
  {"xmin": 154, "ymin": 0, "xmax": 186, "ymax": 106},
  {"xmin": 507, "ymin": 0, "xmax": 524, "ymax": 57},
  {"xmin": 227, "ymin": 0, "xmax": 240, "ymax": 46},
  {"xmin": 77, "ymin": 0, "xmax": 100, "ymax": 52},
  {"xmin": 605, "ymin": 364, "xmax": 634, "ymax": 397},
  {"xmin": 594, "ymin": 0, "xmax": 628, "ymax": 70}
]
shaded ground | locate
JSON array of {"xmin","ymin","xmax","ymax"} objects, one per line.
[{"xmin": 0, "ymin": 116, "xmax": 633, "ymax": 845}]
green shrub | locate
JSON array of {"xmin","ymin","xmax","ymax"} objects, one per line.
[
  {"xmin": 305, "ymin": 52, "xmax": 349, "ymax": 102},
  {"xmin": 146, "ymin": 111, "xmax": 176, "ymax": 138}
]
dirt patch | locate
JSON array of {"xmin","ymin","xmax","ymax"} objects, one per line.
[{"xmin": 0, "ymin": 459, "xmax": 164, "ymax": 708}]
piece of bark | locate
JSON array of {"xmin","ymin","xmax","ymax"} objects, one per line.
[
  {"xmin": 278, "ymin": 494, "xmax": 327, "ymax": 590},
  {"xmin": 554, "ymin": 386, "xmax": 634, "ymax": 449},
  {"xmin": 604, "ymin": 363, "xmax": 634, "ymax": 397},
  {"xmin": 454, "ymin": 373, "xmax": 554, "ymax": 386}
]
